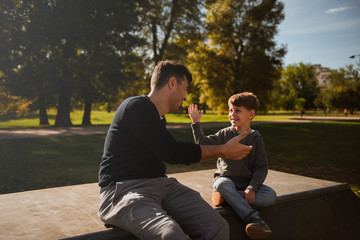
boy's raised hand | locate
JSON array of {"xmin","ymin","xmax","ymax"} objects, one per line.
[{"xmin": 188, "ymin": 104, "xmax": 204, "ymax": 123}]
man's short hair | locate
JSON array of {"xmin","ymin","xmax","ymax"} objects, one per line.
[
  {"xmin": 228, "ymin": 92, "xmax": 259, "ymax": 112},
  {"xmin": 151, "ymin": 60, "xmax": 192, "ymax": 90}
]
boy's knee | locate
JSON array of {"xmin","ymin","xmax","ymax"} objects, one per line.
[
  {"xmin": 213, "ymin": 177, "xmax": 234, "ymax": 192},
  {"xmin": 257, "ymin": 188, "xmax": 277, "ymax": 207},
  {"xmin": 268, "ymin": 189, "xmax": 277, "ymax": 205}
]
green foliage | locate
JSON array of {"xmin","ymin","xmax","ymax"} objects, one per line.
[
  {"xmin": 271, "ymin": 63, "xmax": 319, "ymax": 110},
  {"xmin": 324, "ymin": 65, "xmax": 360, "ymax": 113},
  {"xmin": 187, "ymin": 0, "xmax": 286, "ymax": 111},
  {"xmin": 4, "ymin": 0, "xmax": 359, "ymax": 126},
  {"xmin": 0, "ymin": 0, "xmax": 145, "ymax": 126},
  {"xmin": 0, "ymin": 86, "xmax": 31, "ymax": 118}
]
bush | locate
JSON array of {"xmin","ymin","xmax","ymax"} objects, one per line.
[{"xmin": 0, "ymin": 88, "xmax": 31, "ymax": 118}]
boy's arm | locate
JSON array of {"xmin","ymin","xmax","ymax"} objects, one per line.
[
  {"xmin": 188, "ymin": 104, "xmax": 225, "ymax": 145},
  {"xmin": 247, "ymin": 135, "xmax": 268, "ymax": 191},
  {"xmin": 191, "ymin": 122, "xmax": 225, "ymax": 145}
]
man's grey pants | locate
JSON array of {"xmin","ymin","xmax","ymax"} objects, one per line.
[{"xmin": 98, "ymin": 177, "xmax": 229, "ymax": 240}]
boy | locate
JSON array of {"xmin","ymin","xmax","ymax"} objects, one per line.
[{"xmin": 188, "ymin": 92, "xmax": 277, "ymax": 240}]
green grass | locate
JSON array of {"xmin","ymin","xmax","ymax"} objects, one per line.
[
  {"xmin": 165, "ymin": 112, "xmax": 295, "ymax": 123},
  {"xmin": 0, "ymin": 110, "xmax": 225, "ymax": 128},
  {"xmin": 0, "ymin": 110, "xmax": 116, "ymax": 129},
  {"xmin": 3, "ymin": 109, "xmax": 358, "ymax": 129},
  {"xmin": 0, "ymin": 135, "xmax": 104, "ymax": 193},
  {"xmin": 0, "ymin": 122, "xmax": 359, "ymax": 195}
]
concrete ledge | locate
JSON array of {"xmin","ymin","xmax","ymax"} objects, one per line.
[
  {"xmin": 220, "ymin": 183, "xmax": 360, "ymax": 240},
  {"xmin": 1, "ymin": 169, "xmax": 359, "ymax": 240},
  {"xmin": 60, "ymin": 183, "xmax": 360, "ymax": 240}
]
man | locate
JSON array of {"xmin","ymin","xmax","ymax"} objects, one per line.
[{"xmin": 98, "ymin": 60, "xmax": 253, "ymax": 240}]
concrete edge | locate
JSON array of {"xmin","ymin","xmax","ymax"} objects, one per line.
[
  {"xmin": 58, "ymin": 229, "xmax": 137, "ymax": 240},
  {"xmin": 275, "ymin": 182, "xmax": 350, "ymax": 204}
]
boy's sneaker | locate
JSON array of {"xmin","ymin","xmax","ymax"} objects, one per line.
[{"xmin": 245, "ymin": 216, "xmax": 272, "ymax": 239}]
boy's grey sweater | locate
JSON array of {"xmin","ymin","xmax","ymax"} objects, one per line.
[{"xmin": 191, "ymin": 122, "xmax": 269, "ymax": 191}]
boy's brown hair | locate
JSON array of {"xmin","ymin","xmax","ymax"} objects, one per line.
[{"xmin": 228, "ymin": 92, "xmax": 259, "ymax": 112}]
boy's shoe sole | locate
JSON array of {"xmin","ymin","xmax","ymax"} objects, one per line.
[
  {"xmin": 211, "ymin": 191, "xmax": 224, "ymax": 207},
  {"xmin": 246, "ymin": 224, "xmax": 272, "ymax": 239}
]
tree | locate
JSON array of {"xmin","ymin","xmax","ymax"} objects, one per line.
[
  {"xmin": 138, "ymin": 0, "xmax": 204, "ymax": 65},
  {"xmin": 276, "ymin": 63, "xmax": 320, "ymax": 110},
  {"xmin": 0, "ymin": 0, "xmax": 55, "ymax": 125},
  {"xmin": 325, "ymin": 65, "xmax": 360, "ymax": 114},
  {"xmin": 1, "ymin": 0, "xmax": 145, "ymax": 126},
  {"xmin": 71, "ymin": 0, "xmax": 144, "ymax": 125},
  {"xmin": 187, "ymin": 0, "xmax": 286, "ymax": 112}
]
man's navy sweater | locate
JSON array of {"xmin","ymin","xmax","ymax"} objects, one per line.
[{"xmin": 98, "ymin": 95, "xmax": 201, "ymax": 191}]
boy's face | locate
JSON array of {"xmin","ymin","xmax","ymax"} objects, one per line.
[{"xmin": 228, "ymin": 103, "xmax": 255, "ymax": 128}]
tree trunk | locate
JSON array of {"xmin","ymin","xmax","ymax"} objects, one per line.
[
  {"xmin": 82, "ymin": 96, "xmax": 92, "ymax": 126},
  {"xmin": 37, "ymin": 83, "xmax": 49, "ymax": 125},
  {"xmin": 55, "ymin": 86, "xmax": 72, "ymax": 127},
  {"xmin": 38, "ymin": 94, "xmax": 49, "ymax": 125}
]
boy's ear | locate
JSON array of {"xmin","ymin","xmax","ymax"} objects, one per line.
[{"xmin": 249, "ymin": 109, "xmax": 256, "ymax": 120}]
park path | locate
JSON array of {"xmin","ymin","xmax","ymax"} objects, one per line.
[{"xmin": 0, "ymin": 116, "xmax": 358, "ymax": 140}]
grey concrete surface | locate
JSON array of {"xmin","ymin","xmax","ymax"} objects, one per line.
[{"xmin": 0, "ymin": 169, "xmax": 342, "ymax": 240}]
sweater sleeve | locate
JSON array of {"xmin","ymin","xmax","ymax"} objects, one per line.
[
  {"xmin": 123, "ymin": 98, "xmax": 201, "ymax": 165},
  {"xmin": 191, "ymin": 122, "xmax": 224, "ymax": 145},
  {"xmin": 247, "ymin": 134, "xmax": 268, "ymax": 191}
]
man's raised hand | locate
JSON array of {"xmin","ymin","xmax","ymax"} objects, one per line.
[{"xmin": 222, "ymin": 131, "xmax": 252, "ymax": 160}]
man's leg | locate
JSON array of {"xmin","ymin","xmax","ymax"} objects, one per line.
[
  {"xmin": 163, "ymin": 177, "xmax": 229, "ymax": 240},
  {"xmin": 98, "ymin": 178, "xmax": 191, "ymax": 240}
]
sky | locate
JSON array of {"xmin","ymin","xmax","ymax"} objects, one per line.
[{"xmin": 276, "ymin": 0, "xmax": 360, "ymax": 70}]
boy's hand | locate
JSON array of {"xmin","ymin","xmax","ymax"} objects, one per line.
[
  {"xmin": 242, "ymin": 189, "xmax": 256, "ymax": 205},
  {"xmin": 188, "ymin": 104, "xmax": 203, "ymax": 123}
]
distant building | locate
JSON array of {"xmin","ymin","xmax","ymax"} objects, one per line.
[{"xmin": 313, "ymin": 64, "xmax": 333, "ymax": 87}]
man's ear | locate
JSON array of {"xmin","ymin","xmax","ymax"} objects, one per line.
[{"xmin": 168, "ymin": 76, "xmax": 177, "ymax": 89}]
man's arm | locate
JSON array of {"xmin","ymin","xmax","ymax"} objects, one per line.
[{"xmin": 200, "ymin": 131, "xmax": 252, "ymax": 162}]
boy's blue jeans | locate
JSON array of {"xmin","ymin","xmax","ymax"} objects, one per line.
[{"xmin": 213, "ymin": 177, "xmax": 277, "ymax": 223}]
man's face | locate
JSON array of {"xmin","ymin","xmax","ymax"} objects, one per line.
[{"xmin": 169, "ymin": 76, "xmax": 188, "ymax": 112}]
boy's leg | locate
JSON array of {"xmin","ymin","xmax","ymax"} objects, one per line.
[
  {"xmin": 213, "ymin": 177, "xmax": 258, "ymax": 222},
  {"xmin": 98, "ymin": 178, "xmax": 191, "ymax": 240},
  {"xmin": 252, "ymin": 184, "xmax": 277, "ymax": 207},
  {"xmin": 163, "ymin": 178, "xmax": 229, "ymax": 240},
  {"xmin": 237, "ymin": 183, "xmax": 275, "ymax": 239}
]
